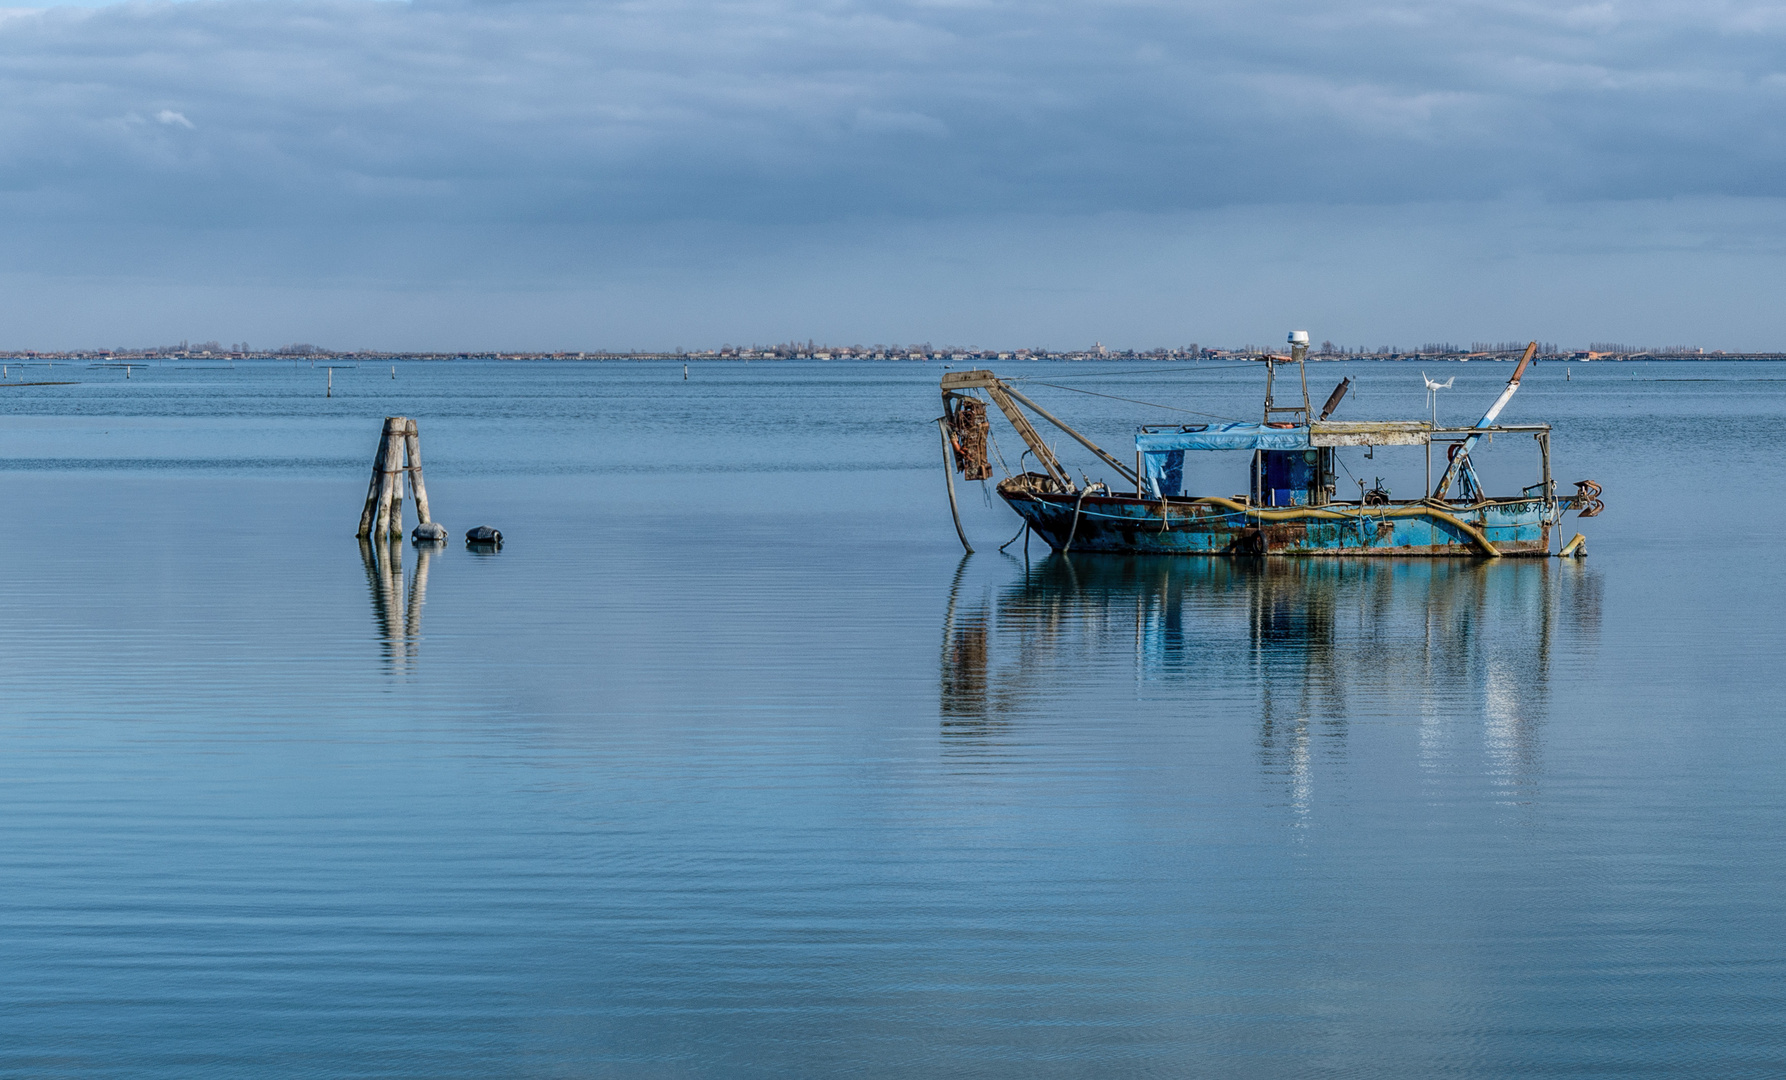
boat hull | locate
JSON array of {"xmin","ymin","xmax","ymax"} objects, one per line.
[{"xmin": 1001, "ymin": 490, "xmax": 1558, "ymax": 557}]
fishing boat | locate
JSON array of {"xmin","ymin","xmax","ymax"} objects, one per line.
[{"xmin": 935, "ymin": 334, "xmax": 1603, "ymax": 558}]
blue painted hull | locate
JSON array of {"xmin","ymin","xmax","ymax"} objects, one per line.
[{"xmin": 1002, "ymin": 490, "xmax": 1558, "ymax": 556}]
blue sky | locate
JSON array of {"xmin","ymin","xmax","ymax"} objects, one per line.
[{"xmin": 0, "ymin": 0, "xmax": 1783, "ymax": 349}]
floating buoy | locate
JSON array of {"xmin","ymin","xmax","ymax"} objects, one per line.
[
  {"xmin": 411, "ymin": 521, "xmax": 448, "ymax": 543},
  {"xmin": 465, "ymin": 525, "xmax": 502, "ymax": 550}
]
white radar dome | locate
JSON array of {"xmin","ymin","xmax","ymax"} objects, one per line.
[{"xmin": 1288, "ymin": 330, "xmax": 1310, "ymax": 346}]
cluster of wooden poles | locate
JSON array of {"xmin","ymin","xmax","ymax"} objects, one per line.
[
  {"xmin": 356, "ymin": 416, "xmax": 434, "ymax": 541},
  {"xmin": 354, "ymin": 416, "xmax": 441, "ymax": 667}
]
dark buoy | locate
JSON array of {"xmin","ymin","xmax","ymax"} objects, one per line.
[
  {"xmin": 465, "ymin": 525, "xmax": 502, "ymax": 551},
  {"xmin": 412, "ymin": 521, "xmax": 448, "ymax": 544}
]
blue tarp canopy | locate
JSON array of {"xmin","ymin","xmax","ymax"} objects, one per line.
[
  {"xmin": 1135, "ymin": 424, "xmax": 1310, "ymax": 453},
  {"xmin": 1136, "ymin": 424, "xmax": 1309, "ymax": 498}
]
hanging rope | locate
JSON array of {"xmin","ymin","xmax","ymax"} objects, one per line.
[
  {"xmin": 998, "ymin": 521, "xmax": 1030, "ymax": 553},
  {"xmin": 1062, "ymin": 484, "xmax": 1108, "ymax": 552}
]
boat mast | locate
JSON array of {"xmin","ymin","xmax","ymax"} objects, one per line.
[
  {"xmin": 1258, "ymin": 332, "xmax": 1315, "ymax": 503},
  {"xmin": 1263, "ymin": 332, "xmax": 1313, "ymax": 424}
]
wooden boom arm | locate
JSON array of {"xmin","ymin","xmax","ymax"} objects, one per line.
[{"xmin": 941, "ymin": 370, "xmax": 1139, "ymax": 491}]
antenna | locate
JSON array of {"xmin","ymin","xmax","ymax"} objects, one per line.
[{"xmin": 1288, "ymin": 330, "xmax": 1309, "ymax": 363}]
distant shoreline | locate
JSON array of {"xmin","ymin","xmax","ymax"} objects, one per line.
[{"xmin": 2, "ymin": 351, "xmax": 1779, "ymax": 364}]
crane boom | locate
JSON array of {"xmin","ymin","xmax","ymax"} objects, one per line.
[
  {"xmin": 1432, "ymin": 342, "xmax": 1538, "ymax": 499},
  {"xmin": 941, "ymin": 370, "xmax": 1138, "ymax": 491}
]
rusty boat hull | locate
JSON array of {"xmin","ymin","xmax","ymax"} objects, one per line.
[{"xmin": 1000, "ymin": 484, "xmax": 1558, "ymax": 557}]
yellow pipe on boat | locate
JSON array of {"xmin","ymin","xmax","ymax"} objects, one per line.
[{"xmin": 1180, "ymin": 497, "xmax": 1503, "ymax": 558}]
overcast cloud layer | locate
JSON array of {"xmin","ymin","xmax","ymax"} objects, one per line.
[{"xmin": 0, "ymin": 0, "xmax": 1782, "ymax": 348}]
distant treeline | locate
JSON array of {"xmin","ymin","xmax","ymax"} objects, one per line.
[
  {"xmin": 1586, "ymin": 343, "xmax": 1704, "ymax": 356},
  {"xmin": 11, "ymin": 339, "xmax": 1757, "ymax": 361},
  {"xmin": 111, "ymin": 340, "xmax": 323, "ymax": 357},
  {"xmin": 1317, "ymin": 341, "xmax": 1563, "ymax": 357}
]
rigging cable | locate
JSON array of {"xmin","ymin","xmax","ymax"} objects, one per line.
[
  {"xmin": 1005, "ymin": 361, "xmax": 1255, "ymax": 382},
  {"xmin": 1014, "ymin": 381, "xmax": 1241, "ymax": 422}
]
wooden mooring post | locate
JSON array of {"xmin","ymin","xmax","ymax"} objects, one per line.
[{"xmin": 355, "ymin": 417, "xmax": 435, "ymax": 540}]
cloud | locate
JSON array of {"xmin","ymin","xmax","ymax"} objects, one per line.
[
  {"xmin": 0, "ymin": 0, "xmax": 1780, "ymax": 344},
  {"xmin": 5, "ymin": 199, "xmax": 1785, "ymax": 351},
  {"xmin": 0, "ymin": 0, "xmax": 1775, "ymax": 230},
  {"xmin": 852, "ymin": 109, "xmax": 949, "ymax": 138}
]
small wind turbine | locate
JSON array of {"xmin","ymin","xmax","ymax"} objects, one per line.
[{"xmin": 1423, "ymin": 372, "xmax": 1453, "ymax": 425}]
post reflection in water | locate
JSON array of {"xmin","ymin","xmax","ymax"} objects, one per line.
[
  {"xmin": 941, "ymin": 554, "xmax": 1603, "ymax": 806},
  {"xmin": 359, "ymin": 537, "xmax": 439, "ymax": 668}
]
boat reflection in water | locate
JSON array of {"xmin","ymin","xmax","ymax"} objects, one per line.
[
  {"xmin": 941, "ymin": 554, "xmax": 1602, "ymax": 806},
  {"xmin": 359, "ymin": 536, "xmax": 439, "ymax": 669}
]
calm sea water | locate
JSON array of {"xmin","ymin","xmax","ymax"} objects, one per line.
[{"xmin": 0, "ymin": 358, "xmax": 1781, "ymax": 1077}]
